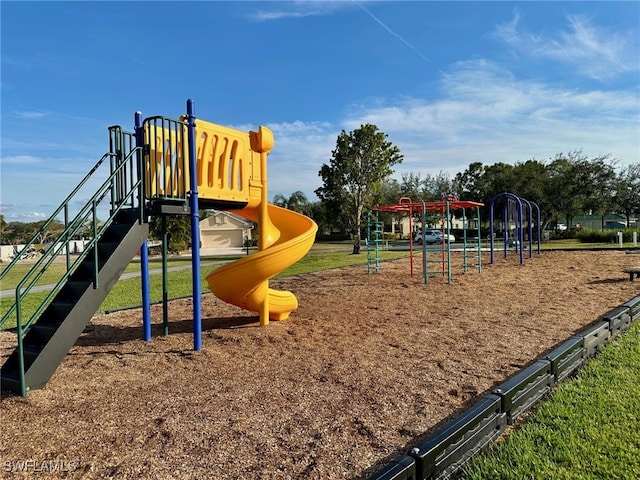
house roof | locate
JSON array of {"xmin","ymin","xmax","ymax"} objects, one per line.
[{"xmin": 200, "ymin": 210, "xmax": 253, "ymax": 228}]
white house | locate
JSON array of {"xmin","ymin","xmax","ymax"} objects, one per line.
[{"xmin": 199, "ymin": 211, "xmax": 253, "ymax": 250}]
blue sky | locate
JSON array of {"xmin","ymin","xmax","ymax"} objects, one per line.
[{"xmin": 1, "ymin": 1, "xmax": 639, "ymax": 223}]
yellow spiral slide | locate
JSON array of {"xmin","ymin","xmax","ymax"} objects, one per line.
[
  {"xmin": 206, "ymin": 204, "xmax": 317, "ymax": 324},
  {"xmin": 146, "ymin": 117, "xmax": 317, "ymax": 325}
]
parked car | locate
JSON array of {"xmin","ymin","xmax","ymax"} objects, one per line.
[{"xmin": 414, "ymin": 229, "xmax": 455, "ymax": 245}]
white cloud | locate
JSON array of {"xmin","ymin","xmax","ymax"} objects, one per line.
[
  {"xmin": 23, "ymin": 211, "xmax": 48, "ymax": 220},
  {"xmin": 262, "ymin": 121, "xmax": 340, "ymax": 200},
  {"xmin": 248, "ymin": 1, "xmax": 355, "ymax": 22},
  {"xmin": 335, "ymin": 58, "xmax": 639, "ymax": 181},
  {"xmin": 0, "ymin": 155, "xmax": 45, "ymax": 166},
  {"xmin": 4, "ymin": 210, "xmax": 48, "ymax": 221},
  {"xmin": 254, "ymin": 54, "xmax": 638, "ymax": 203},
  {"xmin": 493, "ymin": 13, "xmax": 640, "ymax": 81},
  {"xmin": 13, "ymin": 110, "xmax": 47, "ymax": 119}
]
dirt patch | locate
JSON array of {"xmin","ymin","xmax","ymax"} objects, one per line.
[{"xmin": 1, "ymin": 250, "xmax": 638, "ymax": 479}]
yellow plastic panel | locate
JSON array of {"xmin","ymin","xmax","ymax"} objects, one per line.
[
  {"xmin": 193, "ymin": 119, "xmax": 252, "ymax": 204},
  {"xmin": 144, "ymin": 124, "xmax": 188, "ymax": 199},
  {"xmin": 145, "ymin": 120, "xmax": 271, "ymax": 206}
]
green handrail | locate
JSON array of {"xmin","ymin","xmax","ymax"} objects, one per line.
[{"xmin": 0, "ymin": 127, "xmax": 143, "ymax": 395}]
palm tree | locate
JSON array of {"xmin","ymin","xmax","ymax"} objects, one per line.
[{"xmin": 272, "ymin": 191, "xmax": 311, "ymax": 215}]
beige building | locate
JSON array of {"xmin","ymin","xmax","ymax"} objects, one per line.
[{"xmin": 199, "ymin": 211, "xmax": 253, "ymax": 249}]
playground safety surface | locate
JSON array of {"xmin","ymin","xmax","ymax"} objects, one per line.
[{"xmin": 1, "ymin": 250, "xmax": 638, "ymax": 479}]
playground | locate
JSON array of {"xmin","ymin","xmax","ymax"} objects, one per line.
[{"xmin": 1, "ymin": 249, "xmax": 638, "ymax": 479}]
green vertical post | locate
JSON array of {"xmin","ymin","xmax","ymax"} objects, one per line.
[
  {"xmin": 64, "ymin": 204, "xmax": 71, "ymax": 272},
  {"xmin": 162, "ymin": 215, "xmax": 169, "ymax": 336},
  {"xmin": 461, "ymin": 208, "xmax": 468, "ymax": 273},
  {"xmin": 366, "ymin": 211, "xmax": 374, "ymax": 274},
  {"xmin": 15, "ymin": 298, "xmax": 26, "ymax": 397},
  {"xmin": 92, "ymin": 200, "xmax": 99, "ymax": 288}
]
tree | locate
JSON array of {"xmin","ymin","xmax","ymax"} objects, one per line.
[
  {"xmin": 545, "ymin": 153, "xmax": 585, "ymax": 228},
  {"xmin": 614, "ymin": 163, "xmax": 640, "ymax": 227},
  {"xmin": 148, "ymin": 210, "xmax": 210, "ymax": 254},
  {"xmin": 400, "ymin": 172, "xmax": 423, "ymax": 201},
  {"xmin": 422, "ymin": 172, "xmax": 454, "ymax": 201},
  {"xmin": 272, "ymin": 191, "xmax": 311, "ymax": 215},
  {"xmin": 452, "ymin": 162, "xmax": 486, "ymax": 203},
  {"xmin": 580, "ymin": 156, "xmax": 617, "ymax": 228},
  {"xmin": 375, "ymin": 177, "xmax": 402, "ymax": 206},
  {"xmin": 315, "ymin": 124, "xmax": 403, "ymax": 253},
  {"xmin": 371, "ymin": 178, "xmax": 406, "ymax": 238},
  {"xmin": 5, "ymin": 221, "xmax": 38, "ymax": 245},
  {"xmin": 510, "ymin": 160, "xmax": 553, "ymax": 228},
  {"xmin": 308, "ymin": 201, "xmax": 331, "ymax": 237},
  {"xmin": 0, "ymin": 215, "xmax": 7, "ymax": 245}
]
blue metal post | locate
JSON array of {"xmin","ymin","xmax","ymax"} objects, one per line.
[
  {"xmin": 489, "ymin": 204, "xmax": 495, "ymax": 264},
  {"xmin": 135, "ymin": 111, "xmax": 152, "ymax": 342},
  {"xmin": 532, "ymin": 201, "xmax": 542, "ymax": 254},
  {"xmin": 503, "ymin": 202, "xmax": 509, "ymax": 259},
  {"xmin": 517, "ymin": 200, "xmax": 524, "ymax": 265},
  {"xmin": 186, "ymin": 99, "xmax": 202, "ymax": 351}
]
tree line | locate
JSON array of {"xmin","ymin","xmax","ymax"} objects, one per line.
[
  {"xmin": 311, "ymin": 125, "xmax": 640, "ymax": 238},
  {"xmin": 2, "ymin": 124, "xmax": 638, "ymax": 249}
]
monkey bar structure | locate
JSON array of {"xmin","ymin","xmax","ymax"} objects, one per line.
[
  {"xmin": 488, "ymin": 192, "xmax": 541, "ymax": 265},
  {"xmin": 372, "ymin": 196, "xmax": 484, "ymax": 284}
]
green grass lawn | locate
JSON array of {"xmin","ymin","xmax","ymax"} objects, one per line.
[
  {"xmin": 464, "ymin": 321, "xmax": 640, "ymax": 480},
  {"xmin": 541, "ymin": 239, "xmax": 638, "ymax": 250},
  {"xmin": 0, "ymin": 248, "xmax": 408, "ymax": 329}
]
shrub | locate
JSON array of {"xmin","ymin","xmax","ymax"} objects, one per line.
[
  {"xmin": 168, "ymin": 238, "xmax": 188, "ymax": 253},
  {"xmin": 575, "ymin": 227, "xmax": 637, "ymax": 243}
]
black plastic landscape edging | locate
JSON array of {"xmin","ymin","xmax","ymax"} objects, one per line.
[{"xmin": 366, "ymin": 294, "xmax": 640, "ymax": 480}]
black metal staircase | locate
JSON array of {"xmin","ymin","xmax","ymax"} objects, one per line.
[
  {"xmin": 0, "ymin": 113, "xmax": 198, "ymax": 396},
  {"xmin": 0, "ymin": 122, "xmax": 167, "ymax": 396},
  {"xmin": 1, "ymin": 210, "xmax": 148, "ymax": 394}
]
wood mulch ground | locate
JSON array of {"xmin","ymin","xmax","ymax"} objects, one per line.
[{"xmin": 1, "ymin": 250, "xmax": 639, "ymax": 479}]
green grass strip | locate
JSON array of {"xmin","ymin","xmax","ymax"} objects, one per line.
[{"xmin": 465, "ymin": 321, "xmax": 640, "ymax": 480}]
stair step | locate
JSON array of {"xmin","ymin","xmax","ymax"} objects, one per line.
[
  {"xmin": 72, "ymin": 260, "xmax": 104, "ymax": 281},
  {"xmin": 98, "ymin": 241, "xmax": 119, "ymax": 259},
  {"xmin": 22, "ymin": 344, "xmax": 42, "ymax": 360},
  {"xmin": 58, "ymin": 280, "xmax": 92, "ymax": 301},
  {"xmin": 19, "ymin": 344, "xmax": 43, "ymax": 370},
  {"xmin": 38, "ymin": 302, "xmax": 75, "ymax": 324},
  {"xmin": 101, "ymin": 223, "xmax": 134, "ymax": 242},
  {"xmin": 25, "ymin": 324, "xmax": 59, "ymax": 346}
]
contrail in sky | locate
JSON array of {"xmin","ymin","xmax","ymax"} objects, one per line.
[{"xmin": 356, "ymin": 2, "xmax": 444, "ymax": 74}]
